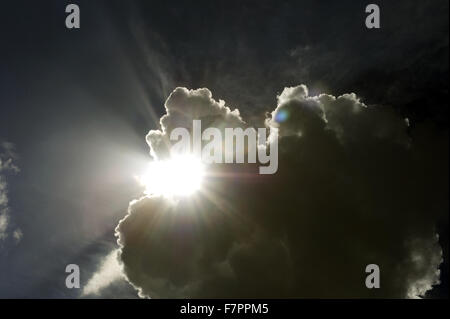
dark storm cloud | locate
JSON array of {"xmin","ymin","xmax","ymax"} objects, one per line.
[{"xmin": 115, "ymin": 85, "xmax": 447, "ymax": 298}]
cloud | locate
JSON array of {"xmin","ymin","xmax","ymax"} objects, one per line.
[
  {"xmin": 0, "ymin": 141, "xmax": 22, "ymax": 244},
  {"xmin": 12, "ymin": 229, "xmax": 23, "ymax": 243},
  {"xmin": 82, "ymin": 249, "xmax": 124, "ymax": 296},
  {"xmin": 115, "ymin": 85, "xmax": 447, "ymax": 298},
  {"xmin": 146, "ymin": 87, "xmax": 246, "ymax": 160}
]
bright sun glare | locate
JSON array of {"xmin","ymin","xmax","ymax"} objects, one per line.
[{"xmin": 138, "ymin": 155, "xmax": 205, "ymax": 197}]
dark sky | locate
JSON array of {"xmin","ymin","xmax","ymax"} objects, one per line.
[{"xmin": 0, "ymin": 0, "xmax": 448, "ymax": 298}]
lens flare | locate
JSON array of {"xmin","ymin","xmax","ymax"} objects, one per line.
[{"xmin": 275, "ymin": 109, "xmax": 289, "ymax": 123}]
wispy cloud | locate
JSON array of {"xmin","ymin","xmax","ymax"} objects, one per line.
[
  {"xmin": 0, "ymin": 141, "xmax": 21, "ymax": 244},
  {"xmin": 82, "ymin": 249, "xmax": 124, "ymax": 296}
]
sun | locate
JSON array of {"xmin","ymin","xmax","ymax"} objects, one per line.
[{"xmin": 138, "ymin": 155, "xmax": 205, "ymax": 198}]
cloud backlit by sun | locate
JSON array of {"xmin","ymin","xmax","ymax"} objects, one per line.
[{"xmin": 110, "ymin": 85, "xmax": 447, "ymax": 299}]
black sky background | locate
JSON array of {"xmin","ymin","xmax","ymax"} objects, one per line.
[{"xmin": 0, "ymin": 0, "xmax": 448, "ymax": 298}]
